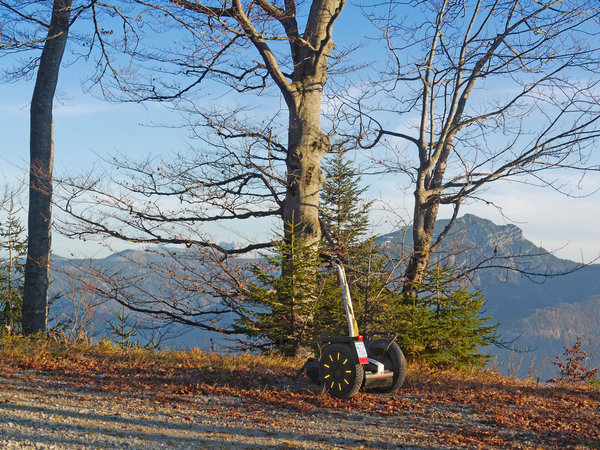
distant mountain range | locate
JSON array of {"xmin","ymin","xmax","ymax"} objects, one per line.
[
  {"xmin": 378, "ymin": 214, "xmax": 600, "ymax": 378},
  {"xmin": 49, "ymin": 214, "xmax": 600, "ymax": 380}
]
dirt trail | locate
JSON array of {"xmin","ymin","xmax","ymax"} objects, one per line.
[
  {"xmin": 0, "ymin": 370, "xmax": 489, "ymax": 449},
  {"xmin": 0, "ymin": 361, "xmax": 598, "ymax": 449}
]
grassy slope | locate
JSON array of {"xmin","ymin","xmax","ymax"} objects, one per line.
[{"xmin": 0, "ymin": 336, "xmax": 598, "ymax": 448}]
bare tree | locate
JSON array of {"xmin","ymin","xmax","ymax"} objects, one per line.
[
  {"xmin": 356, "ymin": 0, "xmax": 600, "ymax": 294},
  {"xmin": 48, "ymin": 271, "xmax": 104, "ymax": 342},
  {"xmin": 49, "ymin": 2, "xmax": 349, "ymax": 351},
  {"xmin": 49, "ymin": 245, "xmax": 254, "ymax": 340},
  {"xmin": 5, "ymin": 0, "xmax": 75, "ymax": 334},
  {"xmin": 56, "ymin": 0, "xmax": 347, "ymax": 250},
  {"xmin": 1, "ymin": 2, "xmax": 348, "ymax": 346},
  {"xmin": 57, "ymin": 111, "xmax": 288, "ymax": 256},
  {"xmin": 1, "ymin": 0, "xmax": 182, "ymax": 334}
]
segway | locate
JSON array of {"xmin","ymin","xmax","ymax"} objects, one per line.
[{"xmin": 316, "ymin": 260, "xmax": 407, "ymax": 399}]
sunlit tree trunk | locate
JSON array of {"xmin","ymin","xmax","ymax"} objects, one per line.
[
  {"xmin": 283, "ymin": 87, "xmax": 329, "ymax": 246},
  {"xmin": 22, "ymin": 0, "xmax": 73, "ymax": 335}
]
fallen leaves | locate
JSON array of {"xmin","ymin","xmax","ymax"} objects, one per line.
[{"xmin": 0, "ymin": 337, "xmax": 598, "ymax": 448}]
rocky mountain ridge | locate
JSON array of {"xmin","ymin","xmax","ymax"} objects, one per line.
[{"xmin": 377, "ymin": 214, "xmax": 600, "ymax": 377}]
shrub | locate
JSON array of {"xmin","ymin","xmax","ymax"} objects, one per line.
[
  {"xmin": 0, "ymin": 194, "xmax": 27, "ymax": 335},
  {"xmin": 234, "ymin": 220, "xmax": 321, "ymax": 357},
  {"xmin": 548, "ymin": 337, "xmax": 599, "ymax": 384}
]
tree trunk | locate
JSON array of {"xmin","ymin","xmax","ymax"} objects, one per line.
[
  {"xmin": 401, "ymin": 171, "xmax": 442, "ymax": 296},
  {"xmin": 283, "ymin": 90, "xmax": 329, "ymax": 246},
  {"xmin": 402, "ymin": 209, "xmax": 438, "ymax": 295},
  {"xmin": 279, "ymin": 1, "xmax": 343, "ymax": 356},
  {"xmin": 22, "ymin": 0, "xmax": 73, "ymax": 335},
  {"xmin": 279, "ymin": 74, "xmax": 330, "ymax": 358},
  {"xmin": 281, "ymin": 1, "xmax": 342, "ymax": 248}
]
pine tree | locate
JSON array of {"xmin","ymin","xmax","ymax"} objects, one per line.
[
  {"xmin": 318, "ymin": 151, "xmax": 398, "ymax": 335},
  {"xmin": 393, "ymin": 265, "xmax": 500, "ymax": 369},
  {"xmin": 236, "ymin": 151, "xmax": 499, "ymax": 368},
  {"xmin": 0, "ymin": 193, "xmax": 27, "ymax": 335},
  {"xmin": 320, "ymin": 151, "xmax": 372, "ymax": 261},
  {"xmin": 235, "ymin": 220, "xmax": 320, "ymax": 356},
  {"xmin": 319, "ymin": 152, "xmax": 498, "ymax": 368}
]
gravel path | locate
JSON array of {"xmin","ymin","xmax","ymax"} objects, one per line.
[{"xmin": 0, "ymin": 370, "xmax": 484, "ymax": 449}]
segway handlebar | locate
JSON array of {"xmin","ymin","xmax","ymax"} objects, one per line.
[{"xmin": 330, "ymin": 260, "xmax": 360, "ymax": 338}]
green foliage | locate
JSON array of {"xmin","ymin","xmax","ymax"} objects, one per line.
[
  {"xmin": 318, "ymin": 151, "xmax": 398, "ymax": 336},
  {"xmin": 0, "ymin": 194, "xmax": 27, "ymax": 335},
  {"xmin": 235, "ymin": 220, "xmax": 320, "ymax": 356},
  {"xmin": 237, "ymin": 152, "xmax": 499, "ymax": 370},
  {"xmin": 393, "ymin": 265, "xmax": 499, "ymax": 369},
  {"xmin": 106, "ymin": 304, "xmax": 143, "ymax": 349},
  {"xmin": 320, "ymin": 151, "xmax": 372, "ymax": 260},
  {"xmin": 104, "ymin": 304, "xmax": 161, "ymax": 350},
  {"xmin": 588, "ymin": 377, "xmax": 600, "ymax": 388}
]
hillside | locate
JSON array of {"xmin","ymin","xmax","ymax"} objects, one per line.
[
  {"xmin": 378, "ymin": 214, "xmax": 600, "ymax": 378},
  {"xmin": 378, "ymin": 214, "xmax": 600, "ymax": 320},
  {"xmin": 48, "ymin": 214, "xmax": 600, "ymax": 379},
  {"xmin": 0, "ymin": 337, "xmax": 598, "ymax": 448}
]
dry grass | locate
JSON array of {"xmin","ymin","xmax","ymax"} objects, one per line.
[{"xmin": 0, "ymin": 333, "xmax": 304, "ymax": 378}]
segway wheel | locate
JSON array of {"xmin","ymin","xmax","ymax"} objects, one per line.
[
  {"xmin": 320, "ymin": 343, "xmax": 364, "ymax": 399},
  {"xmin": 368, "ymin": 339, "xmax": 407, "ymax": 394}
]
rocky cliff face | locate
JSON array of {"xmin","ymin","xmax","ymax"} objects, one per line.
[{"xmin": 378, "ymin": 214, "xmax": 600, "ymax": 378}]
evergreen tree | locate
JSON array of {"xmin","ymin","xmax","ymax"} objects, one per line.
[
  {"xmin": 0, "ymin": 193, "xmax": 27, "ymax": 334},
  {"xmin": 235, "ymin": 220, "xmax": 320, "ymax": 356},
  {"xmin": 236, "ymin": 151, "xmax": 499, "ymax": 368},
  {"xmin": 319, "ymin": 153, "xmax": 498, "ymax": 368},
  {"xmin": 393, "ymin": 265, "xmax": 500, "ymax": 369},
  {"xmin": 318, "ymin": 151, "xmax": 397, "ymax": 335},
  {"xmin": 320, "ymin": 151, "xmax": 372, "ymax": 260}
]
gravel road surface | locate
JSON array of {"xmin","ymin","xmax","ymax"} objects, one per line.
[{"xmin": 0, "ymin": 369, "xmax": 485, "ymax": 449}]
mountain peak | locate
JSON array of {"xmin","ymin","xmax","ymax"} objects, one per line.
[
  {"xmin": 451, "ymin": 215, "xmax": 524, "ymax": 251},
  {"xmin": 377, "ymin": 214, "xmax": 576, "ymax": 275},
  {"xmin": 380, "ymin": 214, "xmax": 526, "ymax": 254}
]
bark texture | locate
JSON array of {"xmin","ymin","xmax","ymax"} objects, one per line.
[
  {"xmin": 174, "ymin": 0, "xmax": 345, "ymax": 246},
  {"xmin": 22, "ymin": 0, "xmax": 73, "ymax": 335},
  {"xmin": 279, "ymin": 1, "xmax": 344, "ymax": 247}
]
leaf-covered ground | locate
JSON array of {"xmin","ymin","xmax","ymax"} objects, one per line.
[{"xmin": 0, "ymin": 336, "xmax": 598, "ymax": 448}]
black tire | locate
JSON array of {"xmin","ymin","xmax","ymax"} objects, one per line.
[
  {"xmin": 367, "ymin": 339, "xmax": 407, "ymax": 394},
  {"xmin": 304, "ymin": 358, "xmax": 321, "ymax": 385},
  {"xmin": 320, "ymin": 343, "xmax": 364, "ymax": 399}
]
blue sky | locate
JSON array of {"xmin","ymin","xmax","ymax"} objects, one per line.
[{"xmin": 1, "ymin": 2, "xmax": 599, "ymax": 262}]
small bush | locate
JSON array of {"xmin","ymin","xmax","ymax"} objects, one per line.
[
  {"xmin": 548, "ymin": 337, "xmax": 599, "ymax": 384},
  {"xmin": 393, "ymin": 266, "xmax": 499, "ymax": 370}
]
